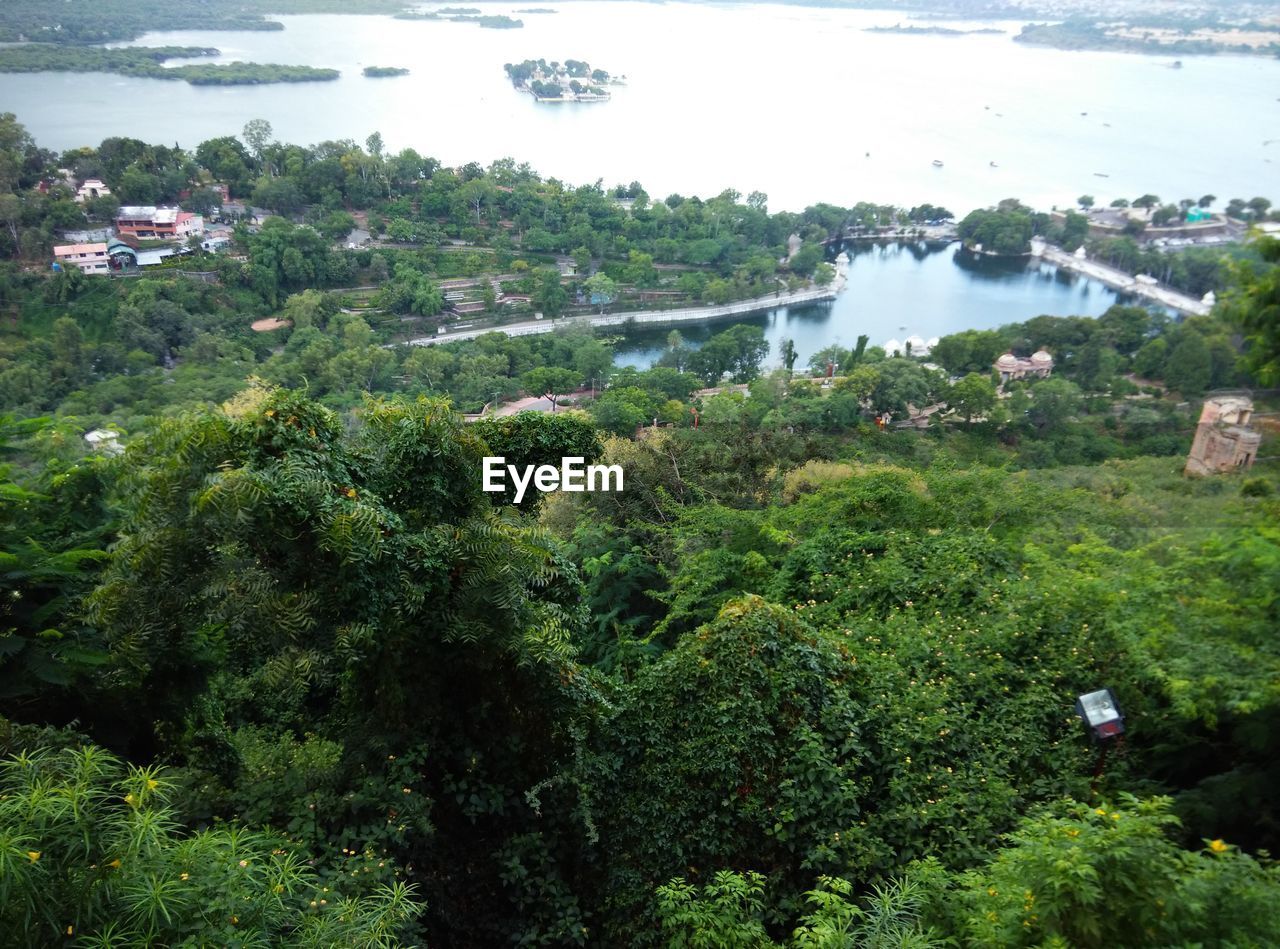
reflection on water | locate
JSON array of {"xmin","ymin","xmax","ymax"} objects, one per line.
[{"xmin": 613, "ymin": 241, "xmax": 1138, "ymax": 370}]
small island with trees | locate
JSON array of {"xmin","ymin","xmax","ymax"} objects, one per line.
[
  {"xmin": 0, "ymin": 44, "xmax": 340, "ymax": 85},
  {"xmin": 363, "ymin": 65, "xmax": 409, "ymax": 78},
  {"xmin": 395, "ymin": 10, "xmax": 523, "ymax": 29},
  {"xmin": 504, "ymin": 58, "xmax": 616, "ymax": 102}
]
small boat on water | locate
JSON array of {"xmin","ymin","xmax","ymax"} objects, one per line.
[
  {"xmin": 931, "ymin": 159, "xmax": 944, "ymax": 167},
  {"xmin": 1094, "ymin": 172, "xmax": 1110, "ymax": 178}
]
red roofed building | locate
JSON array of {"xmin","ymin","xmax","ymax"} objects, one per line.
[{"xmin": 115, "ymin": 207, "xmax": 204, "ymax": 240}]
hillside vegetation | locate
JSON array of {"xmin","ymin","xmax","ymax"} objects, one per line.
[{"xmin": 1, "ymin": 114, "xmax": 1279, "ymax": 946}]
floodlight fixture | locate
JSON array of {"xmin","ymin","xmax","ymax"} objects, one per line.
[{"xmin": 1076, "ymin": 687, "xmax": 1125, "ymax": 741}]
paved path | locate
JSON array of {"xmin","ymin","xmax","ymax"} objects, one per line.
[
  {"xmin": 494, "ymin": 395, "xmax": 559, "ymax": 416},
  {"xmin": 1031, "ymin": 240, "xmax": 1211, "ymax": 316},
  {"xmin": 398, "ymin": 273, "xmax": 847, "ymax": 348}
]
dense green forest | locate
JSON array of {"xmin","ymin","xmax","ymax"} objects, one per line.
[{"xmin": 2, "ymin": 113, "xmax": 1280, "ymax": 945}]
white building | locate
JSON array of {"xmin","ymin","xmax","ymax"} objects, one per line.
[
  {"xmin": 53, "ymin": 242, "xmax": 110, "ymax": 274},
  {"xmin": 84, "ymin": 429, "xmax": 123, "ymax": 455},
  {"xmin": 75, "ymin": 178, "xmax": 112, "ymax": 203}
]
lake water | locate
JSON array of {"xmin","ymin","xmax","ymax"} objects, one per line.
[
  {"xmin": 5, "ymin": 2, "xmax": 1278, "ymax": 214},
  {"xmin": 612, "ymin": 241, "xmax": 1140, "ymax": 369}
]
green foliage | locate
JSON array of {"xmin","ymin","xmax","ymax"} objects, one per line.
[
  {"xmin": 867, "ymin": 359, "xmax": 943, "ymax": 417},
  {"xmin": 655, "ymin": 869, "xmax": 940, "ymax": 949},
  {"xmin": 793, "ymin": 875, "xmax": 938, "ymax": 948},
  {"xmin": 946, "ymin": 372, "xmax": 997, "ymax": 423},
  {"xmin": 928, "ymin": 329, "xmax": 1005, "ymax": 376},
  {"xmin": 1, "ymin": 112, "xmax": 1279, "ymax": 948},
  {"xmin": 0, "ymin": 415, "xmax": 112, "ymax": 714},
  {"xmin": 1163, "ymin": 332, "xmax": 1212, "ymax": 396},
  {"xmin": 534, "ymin": 268, "xmax": 568, "ymax": 318},
  {"xmin": 522, "ymin": 365, "xmax": 583, "ymax": 409},
  {"xmin": 957, "ymin": 200, "xmax": 1046, "ymax": 256},
  {"xmin": 86, "ymin": 389, "xmax": 583, "ymax": 726},
  {"xmin": 687, "ymin": 325, "xmax": 770, "ymax": 385},
  {"xmin": 0, "ymin": 745, "xmax": 423, "ymax": 945},
  {"xmin": 73, "ymin": 389, "xmax": 598, "ymax": 942},
  {"xmin": 946, "ymin": 795, "xmax": 1280, "ymax": 948},
  {"xmin": 472, "ymin": 410, "xmax": 601, "ymax": 508},
  {"xmin": 1225, "ymin": 235, "xmax": 1280, "ymax": 386},
  {"xmin": 657, "ymin": 870, "xmax": 776, "ymax": 948},
  {"xmin": 585, "ymin": 597, "xmax": 873, "ymax": 941}
]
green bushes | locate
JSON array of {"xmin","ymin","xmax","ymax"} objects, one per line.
[
  {"xmin": 583, "ymin": 597, "xmax": 872, "ymax": 943},
  {"xmin": 652, "ymin": 796, "xmax": 1280, "ymax": 948},
  {"xmin": 0, "ymin": 745, "xmax": 423, "ymax": 945},
  {"xmin": 941, "ymin": 795, "xmax": 1280, "ymax": 947}
]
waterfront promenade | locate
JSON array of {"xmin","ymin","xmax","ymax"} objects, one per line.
[
  {"xmin": 400, "ymin": 256, "xmax": 849, "ymax": 347},
  {"xmin": 1030, "ymin": 239, "xmax": 1211, "ymax": 316}
]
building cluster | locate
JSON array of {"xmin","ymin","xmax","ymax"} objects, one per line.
[
  {"xmin": 53, "ymin": 205, "xmax": 208, "ymax": 275},
  {"xmin": 1055, "ymin": 206, "xmax": 1236, "ymax": 247},
  {"xmin": 49, "ymin": 176, "xmax": 240, "ymax": 276}
]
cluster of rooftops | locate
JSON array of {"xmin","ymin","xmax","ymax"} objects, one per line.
[{"xmin": 52, "ymin": 205, "xmax": 207, "ymax": 275}]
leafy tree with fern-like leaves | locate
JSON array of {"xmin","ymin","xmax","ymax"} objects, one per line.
[
  {"xmin": 81, "ymin": 387, "xmax": 598, "ymax": 944},
  {"xmin": 0, "ymin": 744, "xmax": 423, "ymax": 946}
]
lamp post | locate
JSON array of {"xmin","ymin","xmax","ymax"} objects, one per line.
[{"xmin": 1076, "ymin": 687, "xmax": 1125, "ymax": 796}]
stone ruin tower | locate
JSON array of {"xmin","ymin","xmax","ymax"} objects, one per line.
[{"xmin": 1184, "ymin": 396, "xmax": 1261, "ymax": 476}]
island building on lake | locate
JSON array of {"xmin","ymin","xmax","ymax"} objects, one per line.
[{"xmin": 503, "ymin": 58, "xmax": 616, "ymax": 101}]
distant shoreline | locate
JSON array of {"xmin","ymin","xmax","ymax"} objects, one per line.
[
  {"xmin": 1014, "ymin": 21, "xmax": 1280, "ymax": 59},
  {"xmin": 865, "ymin": 24, "xmax": 1005, "ymax": 36}
]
